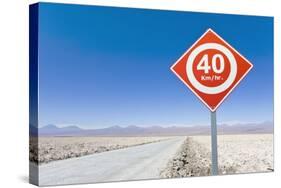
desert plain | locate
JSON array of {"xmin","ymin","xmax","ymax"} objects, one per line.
[
  {"xmin": 30, "ymin": 133, "xmax": 273, "ymax": 185},
  {"xmin": 161, "ymin": 134, "xmax": 273, "ymax": 177},
  {"xmin": 30, "ymin": 136, "xmax": 171, "ymax": 164}
]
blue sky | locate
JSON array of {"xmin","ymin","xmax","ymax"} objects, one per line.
[{"xmin": 38, "ymin": 3, "xmax": 273, "ymax": 128}]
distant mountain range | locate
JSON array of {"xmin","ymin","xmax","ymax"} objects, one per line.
[{"xmin": 30, "ymin": 121, "xmax": 273, "ymax": 137}]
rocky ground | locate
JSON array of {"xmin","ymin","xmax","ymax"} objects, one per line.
[
  {"xmin": 30, "ymin": 136, "xmax": 170, "ymax": 164},
  {"xmin": 192, "ymin": 134, "xmax": 274, "ymax": 174},
  {"xmin": 161, "ymin": 134, "xmax": 273, "ymax": 177},
  {"xmin": 160, "ymin": 137, "xmax": 212, "ymax": 177}
]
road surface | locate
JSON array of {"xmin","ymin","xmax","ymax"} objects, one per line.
[{"xmin": 38, "ymin": 136, "xmax": 186, "ymax": 185}]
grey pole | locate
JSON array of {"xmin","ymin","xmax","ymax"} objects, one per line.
[{"xmin": 211, "ymin": 111, "xmax": 218, "ymax": 175}]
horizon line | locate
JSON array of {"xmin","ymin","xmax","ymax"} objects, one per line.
[{"xmin": 35, "ymin": 120, "xmax": 273, "ymax": 129}]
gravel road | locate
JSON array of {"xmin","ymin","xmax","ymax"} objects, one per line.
[{"xmin": 38, "ymin": 137, "xmax": 186, "ymax": 186}]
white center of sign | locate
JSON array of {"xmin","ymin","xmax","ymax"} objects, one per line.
[{"xmin": 186, "ymin": 43, "xmax": 237, "ymax": 94}]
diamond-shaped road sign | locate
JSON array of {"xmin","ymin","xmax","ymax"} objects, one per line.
[{"xmin": 171, "ymin": 28, "xmax": 253, "ymax": 112}]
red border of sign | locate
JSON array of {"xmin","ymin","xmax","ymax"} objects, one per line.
[{"xmin": 170, "ymin": 28, "xmax": 253, "ymax": 112}]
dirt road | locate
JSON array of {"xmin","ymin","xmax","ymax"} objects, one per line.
[{"xmin": 38, "ymin": 137, "xmax": 186, "ymax": 186}]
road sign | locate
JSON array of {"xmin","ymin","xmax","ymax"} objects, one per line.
[
  {"xmin": 170, "ymin": 28, "xmax": 253, "ymax": 175},
  {"xmin": 170, "ymin": 28, "xmax": 253, "ymax": 112}
]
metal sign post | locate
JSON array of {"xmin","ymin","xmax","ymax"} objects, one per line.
[{"xmin": 211, "ymin": 111, "xmax": 218, "ymax": 175}]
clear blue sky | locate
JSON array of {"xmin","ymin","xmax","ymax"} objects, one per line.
[{"xmin": 38, "ymin": 3, "xmax": 273, "ymax": 128}]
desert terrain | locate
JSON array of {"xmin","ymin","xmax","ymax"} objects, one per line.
[
  {"xmin": 161, "ymin": 134, "xmax": 273, "ymax": 177},
  {"xmin": 30, "ymin": 134, "xmax": 273, "ymax": 185},
  {"xmin": 30, "ymin": 136, "xmax": 171, "ymax": 164}
]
